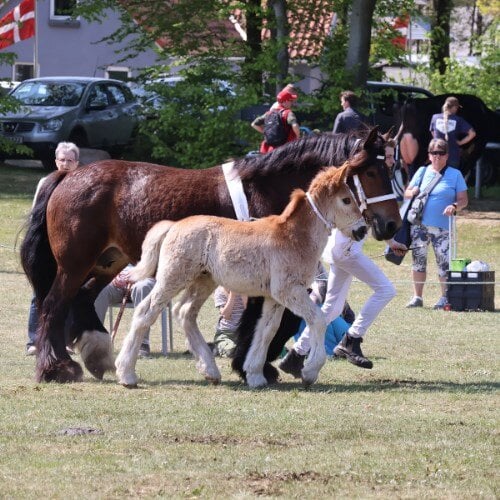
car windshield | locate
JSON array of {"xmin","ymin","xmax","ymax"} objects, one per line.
[{"xmin": 11, "ymin": 81, "xmax": 86, "ymax": 106}]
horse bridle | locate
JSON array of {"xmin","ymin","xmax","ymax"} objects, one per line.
[
  {"xmin": 305, "ymin": 189, "xmax": 364, "ymax": 234},
  {"xmin": 349, "ymin": 138, "xmax": 397, "ymax": 214}
]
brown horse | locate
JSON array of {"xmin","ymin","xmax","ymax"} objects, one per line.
[{"xmin": 20, "ymin": 128, "xmax": 401, "ymax": 383}]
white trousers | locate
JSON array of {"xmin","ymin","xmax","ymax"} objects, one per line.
[{"xmin": 294, "ymin": 251, "xmax": 396, "ymax": 355}]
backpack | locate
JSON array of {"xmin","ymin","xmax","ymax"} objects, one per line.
[{"xmin": 263, "ymin": 110, "xmax": 289, "ymax": 146}]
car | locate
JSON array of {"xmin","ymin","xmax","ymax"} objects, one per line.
[
  {"xmin": 0, "ymin": 76, "xmax": 139, "ymax": 169},
  {"xmin": 365, "ymin": 81, "xmax": 434, "ymax": 132}
]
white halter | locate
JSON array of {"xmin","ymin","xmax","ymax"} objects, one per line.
[{"xmin": 305, "ymin": 192, "xmax": 334, "ymax": 232}]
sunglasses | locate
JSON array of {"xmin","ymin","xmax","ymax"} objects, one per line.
[{"xmin": 429, "ymin": 151, "xmax": 447, "ymax": 156}]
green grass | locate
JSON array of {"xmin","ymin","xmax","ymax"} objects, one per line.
[{"xmin": 0, "ymin": 163, "xmax": 498, "ymax": 498}]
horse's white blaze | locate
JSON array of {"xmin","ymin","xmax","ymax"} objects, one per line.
[{"xmin": 116, "ymin": 164, "xmax": 366, "ymax": 387}]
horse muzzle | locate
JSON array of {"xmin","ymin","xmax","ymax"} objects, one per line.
[
  {"xmin": 371, "ymin": 214, "xmax": 401, "ymax": 241},
  {"xmin": 351, "ymin": 225, "xmax": 368, "ymax": 242}
]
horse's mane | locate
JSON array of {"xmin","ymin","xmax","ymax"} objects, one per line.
[{"xmin": 234, "ymin": 130, "xmax": 377, "ymax": 180}]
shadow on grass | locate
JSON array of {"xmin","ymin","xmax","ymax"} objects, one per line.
[{"xmin": 96, "ymin": 371, "xmax": 499, "ymax": 394}]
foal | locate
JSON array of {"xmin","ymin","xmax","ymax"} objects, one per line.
[{"xmin": 115, "ymin": 162, "xmax": 366, "ymax": 388}]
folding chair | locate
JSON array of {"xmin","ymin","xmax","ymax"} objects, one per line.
[{"xmin": 108, "ymin": 301, "xmax": 174, "ymax": 356}]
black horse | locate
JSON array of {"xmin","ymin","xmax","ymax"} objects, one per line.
[{"xmin": 397, "ymin": 93, "xmax": 500, "ymax": 182}]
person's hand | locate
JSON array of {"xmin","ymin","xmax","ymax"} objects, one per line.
[
  {"xmin": 443, "ymin": 204, "xmax": 457, "ymax": 216},
  {"xmin": 411, "ymin": 186, "xmax": 420, "ymax": 197},
  {"xmin": 387, "ymin": 239, "xmax": 408, "ymax": 256},
  {"xmin": 112, "ymin": 269, "xmax": 130, "ymax": 290}
]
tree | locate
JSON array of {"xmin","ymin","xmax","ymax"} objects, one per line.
[
  {"xmin": 345, "ymin": 0, "xmax": 377, "ymax": 87},
  {"xmin": 430, "ymin": 0, "xmax": 453, "ymax": 74},
  {"xmin": 269, "ymin": 0, "xmax": 290, "ymax": 91}
]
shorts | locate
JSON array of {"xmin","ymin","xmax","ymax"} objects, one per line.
[{"xmin": 410, "ymin": 224, "xmax": 449, "ymax": 277}]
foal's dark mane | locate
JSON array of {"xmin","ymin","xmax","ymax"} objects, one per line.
[{"xmin": 235, "ymin": 131, "xmax": 376, "ymax": 180}]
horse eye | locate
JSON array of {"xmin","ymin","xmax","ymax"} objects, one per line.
[{"xmin": 342, "ymin": 197, "xmax": 351, "ymax": 204}]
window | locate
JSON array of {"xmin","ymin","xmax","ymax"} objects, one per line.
[
  {"xmin": 106, "ymin": 84, "xmax": 127, "ymax": 105},
  {"xmin": 105, "ymin": 67, "xmax": 131, "ymax": 82},
  {"xmin": 14, "ymin": 63, "xmax": 34, "ymax": 82},
  {"xmin": 50, "ymin": 0, "xmax": 80, "ymax": 26},
  {"xmin": 87, "ymin": 84, "xmax": 110, "ymax": 108},
  {"xmin": 51, "ymin": 0, "xmax": 76, "ymax": 17}
]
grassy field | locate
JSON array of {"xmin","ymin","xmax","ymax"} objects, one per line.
[{"xmin": 0, "ymin": 163, "xmax": 498, "ymax": 499}]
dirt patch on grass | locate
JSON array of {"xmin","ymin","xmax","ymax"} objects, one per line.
[
  {"xmin": 459, "ymin": 197, "xmax": 500, "ymax": 225},
  {"xmin": 245, "ymin": 470, "xmax": 329, "ymax": 496}
]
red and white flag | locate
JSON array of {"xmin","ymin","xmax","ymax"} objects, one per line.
[{"xmin": 0, "ymin": 0, "xmax": 35, "ymax": 50}]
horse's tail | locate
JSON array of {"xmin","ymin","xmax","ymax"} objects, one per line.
[
  {"xmin": 20, "ymin": 172, "xmax": 67, "ymax": 307},
  {"xmin": 130, "ymin": 220, "xmax": 175, "ymax": 282}
]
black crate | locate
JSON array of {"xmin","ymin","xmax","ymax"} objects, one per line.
[{"xmin": 446, "ymin": 271, "xmax": 495, "ymax": 311}]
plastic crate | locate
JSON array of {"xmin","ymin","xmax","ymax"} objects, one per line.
[{"xmin": 446, "ymin": 271, "xmax": 495, "ymax": 311}]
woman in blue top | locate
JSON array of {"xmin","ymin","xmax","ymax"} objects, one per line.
[
  {"xmin": 405, "ymin": 138, "xmax": 468, "ymax": 309},
  {"xmin": 429, "ymin": 96, "xmax": 476, "ymax": 168}
]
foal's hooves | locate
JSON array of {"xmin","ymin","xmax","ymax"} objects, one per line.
[
  {"xmin": 205, "ymin": 376, "xmax": 221, "ymax": 385},
  {"xmin": 301, "ymin": 373, "xmax": 317, "ymax": 388},
  {"xmin": 121, "ymin": 383, "xmax": 139, "ymax": 389},
  {"xmin": 36, "ymin": 358, "xmax": 84, "ymax": 383}
]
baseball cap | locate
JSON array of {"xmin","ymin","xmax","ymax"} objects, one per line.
[{"xmin": 277, "ymin": 88, "xmax": 298, "ymax": 103}]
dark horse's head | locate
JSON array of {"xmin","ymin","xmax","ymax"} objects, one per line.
[
  {"xmin": 345, "ymin": 127, "xmax": 401, "ymax": 240},
  {"xmin": 236, "ymin": 127, "xmax": 401, "ymax": 241}
]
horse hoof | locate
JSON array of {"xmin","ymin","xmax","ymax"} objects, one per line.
[
  {"xmin": 301, "ymin": 374, "xmax": 317, "ymax": 388},
  {"xmin": 246, "ymin": 373, "xmax": 268, "ymax": 388},
  {"xmin": 36, "ymin": 358, "xmax": 84, "ymax": 383},
  {"xmin": 205, "ymin": 376, "xmax": 221, "ymax": 385},
  {"xmin": 79, "ymin": 330, "xmax": 115, "ymax": 380},
  {"xmin": 263, "ymin": 363, "xmax": 280, "ymax": 384},
  {"xmin": 121, "ymin": 383, "xmax": 138, "ymax": 389}
]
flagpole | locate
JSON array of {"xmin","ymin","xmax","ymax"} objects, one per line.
[{"xmin": 33, "ymin": 0, "xmax": 38, "ymax": 76}]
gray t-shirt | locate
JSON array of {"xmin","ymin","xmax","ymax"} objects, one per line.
[{"xmin": 332, "ymin": 107, "xmax": 366, "ymax": 133}]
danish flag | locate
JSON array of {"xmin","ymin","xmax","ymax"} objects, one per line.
[{"xmin": 0, "ymin": 0, "xmax": 35, "ymax": 50}]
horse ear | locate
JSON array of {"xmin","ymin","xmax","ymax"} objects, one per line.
[
  {"xmin": 335, "ymin": 162, "xmax": 349, "ymax": 186},
  {"xmin": 362, "ymin": 126, "xmax": 379, "ymax": 149},
  {"xmin": 382, "ymin": 126, "xmax": 395, "ymax": 141}
]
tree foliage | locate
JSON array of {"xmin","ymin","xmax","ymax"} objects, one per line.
[
  {"xmin": 2, "ymin": 1, "xmax": 496, "ymax": 166},
  {"xmin": 423, "ymin": 22, "xmax": 499, "ymax": 109}
]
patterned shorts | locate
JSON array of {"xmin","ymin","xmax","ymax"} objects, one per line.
[{"xmin": 410, "ymin": 224, "xmax": 449, "ymax": 277}]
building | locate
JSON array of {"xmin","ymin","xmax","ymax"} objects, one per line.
[{"xmin": 0, "ymin": 0, "xmax": 163, "ymax": 82}]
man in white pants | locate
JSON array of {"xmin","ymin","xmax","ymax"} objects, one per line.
[{"xmin": 279, "ymin": 230, "xmax": 406, "ymax": 377}]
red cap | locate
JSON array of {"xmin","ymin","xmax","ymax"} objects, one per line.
[{"xmin": 277, "ymin": 88, "xmax": 298, "ymax": 103}]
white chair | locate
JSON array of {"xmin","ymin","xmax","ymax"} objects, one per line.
[{"xmin": 108, "ymin": 301, "xmax": 174, "ymax": 356}]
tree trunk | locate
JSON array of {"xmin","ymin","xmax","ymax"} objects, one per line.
[
  {"xmin": 244, "ymin": 0, "xmax": 264, "ymax": 89},
  {"xmin": 269, "ymin": 0, "xmax": 289, "ymax": 90},
  {"xmin": 430, "ymin": 0, "xmax": 452, "ymax": 74},
  {"xmin": 344, "ymin": 0, "xmax": 376, "ymax": 87}
]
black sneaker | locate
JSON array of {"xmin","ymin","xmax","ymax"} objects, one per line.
[
  {"xmin": 138, "ymin": 343, "xmax": 151, "ymax": 358},
  {"xmin": 333, "ymin": 334, "xmax": 373, "ymax": 369},
  {"xmin": 278, "ymin": 349, "xmax": 306, "ymax": 378}
]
